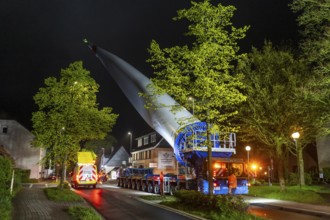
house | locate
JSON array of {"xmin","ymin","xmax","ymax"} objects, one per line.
[
  {"xmin": 131, "ymin": 131, "xmax": 178, "ymax": 175},
  {"xmin": 0, "ymin": 119, "xmax": 45, "ymax": 179},
  {"xmin": 101, "ymin": 146, "xmax": 130, "ymax": 179},
  {"xmin": 316, "ymin": 137, "xmax": 330, "ymax": 179}
]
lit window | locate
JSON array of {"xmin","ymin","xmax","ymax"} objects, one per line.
[
  {"xmin": 137, "ymin": 138, "xmax": 142, "ymax": 147},
  {"xmin": 144, "ymin": 136, "xmax": 149, "ymax": 145}
]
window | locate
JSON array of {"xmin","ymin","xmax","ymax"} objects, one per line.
[
  {"xmin": 137, "ymin": 138, "xmax": 142, "ymax": 147},
  {"xmin": 2, "ymin": 127, "xmax": 8, "ymax": 134},
  {"xmin": 146, "ymin": 150, "xmax": 151, "ymax": 159},
  {"xmin": 151, "ymin": 133, "xmax": 156, "ymax": 143},
  {"xmin": 143, "ymin": 136, "xmax": 149, "ymax": 145}
]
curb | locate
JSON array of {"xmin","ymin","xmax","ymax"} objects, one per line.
[
  {"xmin": 251, "ymin": 203, "xmax": 330, "ymax": 219},
  {"xmin": 136, "ymin": 198, "xmax": 208, "ymax": 220}
]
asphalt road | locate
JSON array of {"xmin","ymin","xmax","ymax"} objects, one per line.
[
  {"xmin": 74, "ymin": 183, "xmax": 329, "ymax": 220},
  {"xmin": 74, "ymin": 184, "xmax": 199, "ymax": 220}
]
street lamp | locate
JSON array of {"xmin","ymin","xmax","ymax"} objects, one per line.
[
  {"xmin": 245, "ymin": 146, "xmax": 251, "ymax": 184},
  {"xmin": 128, "ymin": 132, "xmax": 132, "ymax": 155},
  {"xmin": 292, "ymin": 132, "xmax": 301, "ymax": 188},
  {"xmin": 188, "ymin": 97, "xmax": 195, "ymax": 115},
  {"xmin": 101, "ymin": 148, "xmax": 105, "ymax": 170}
]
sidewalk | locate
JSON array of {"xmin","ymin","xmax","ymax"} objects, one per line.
[
  {"xmin": 12, "ymin": 184, "xmax": 90, "ymax": 220},
  {"xmin": 243, "ymin": 196, "xmax": 330, "ymax": 218}
]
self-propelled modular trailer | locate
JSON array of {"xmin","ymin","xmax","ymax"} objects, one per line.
[{"xmin": 117, "ymin": 156, "xmax": 249, "ymax": 195}]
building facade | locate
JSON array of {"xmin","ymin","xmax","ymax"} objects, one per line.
[
  {"xmin": 0, "ymin": 119, "xmax": 45, "ymax": 179},
  {"xmin": 131, "ymin": 131, "xmax": 178, "ymax": 175}
]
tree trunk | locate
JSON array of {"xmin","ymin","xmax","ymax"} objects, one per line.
[
  {"xmin": 277, "ymin": 156, "xmax": 286, "ymax": 192},
  {"xmin": 298, "ymin": 146, "xmax": 305, "ymax": 186},
  {"xmin": 59, "ymin": 153, "xmax": 68, "ymax": 189},
  {"xmin": 207, "ymin": 127, "xmax": 213, "ymax": 196}
]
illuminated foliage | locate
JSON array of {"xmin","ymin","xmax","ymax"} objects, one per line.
[
  {"xmin": 32, "ymin": 61, "xmax": 118, "ymax": 187},
  {"xmin": 238, "ymin": 42, "xmax": 330, "ymax": 189},
  {"xmin": 290, "ymin": 0, "xmax": 330, "ymax": 75},
  {"xmin": 146, "ymin": 0, "xmax": 248, "ymax": 132}
]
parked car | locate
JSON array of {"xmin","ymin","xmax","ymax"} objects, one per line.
[{"xmin": 48, "ymin": 174, "xmax": 56, "ymax": 180}]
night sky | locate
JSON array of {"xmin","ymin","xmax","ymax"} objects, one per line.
[{"xmin": 0, "ymin": 0, "xmax": 298, "ymax": 146}]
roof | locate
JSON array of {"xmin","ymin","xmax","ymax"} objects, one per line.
[{"xmin": 104, "ymin": 146, "xmax": 129, "ymax": 167}]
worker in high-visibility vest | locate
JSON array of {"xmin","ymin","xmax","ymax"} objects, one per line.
[
  {"xmin": 228, "ymin": 171, "xmax": 237, "ymax": 195},
  {"xmin": 159, "ymin": 171, "xmax": 164, "ymax": 196}
]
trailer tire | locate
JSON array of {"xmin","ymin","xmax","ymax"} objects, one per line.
[
  {"xmin": 154, "ymin": 184, "xmax": 160, "ymax": 194},
  {"xmin": 147, "ymin": 183, "xmax": 153, "ymax": 193},
  {"xmin": 142, "ymin": 183, "xmax": 147, "ymax": 192},
  {"xmin": 136, "ymin": 182, "xmax": 141, "ymax": 191},
  {"xmin": 132, "ymin": 181, "xmax": 136, "ymax": 190},
  {"xmin": 170, "ymin": 185, "xmax": 176, "ymax": 195}
]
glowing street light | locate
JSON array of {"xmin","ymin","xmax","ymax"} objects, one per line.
[
  {"xmin": 292, "ymin": 132, "xmax": 301, "ymax": 188},
  {"xmin": 245, "ymin": 146, "xmax": 251, "ymax": 164},
  {"xmin": 245, "ymin": 146, "xmax": 251, "ymax": 183},
  {"xmin": 188, "ymin": 97, "xmax": 195, "ymax": 115},
  {"xmin": 128, "ymin": 132, "xmax": 132, "ymax": 155}
]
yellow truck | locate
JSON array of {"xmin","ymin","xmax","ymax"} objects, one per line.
[{"xmin": 71, "ymin": 152, "xmax": 98, "ymax": 189}]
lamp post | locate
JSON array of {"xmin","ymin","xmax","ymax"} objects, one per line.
[
  {"xmin": 292, "ymin": 132, "xmax": 301, "ymax": 188},
  {"xmin": 101, "ymin": 147, "xmax": 105, "ymax": 170},
  {"xmin": 128, "ymin": 132, "xmax": 132, "ymax": 155},
  {"xmin": 245, "ymin": 146, "xmax": 251, "ymax": 184},
  {"xmin": 188, "ymin": 97, "xmax": 195, "ymax": 115}
]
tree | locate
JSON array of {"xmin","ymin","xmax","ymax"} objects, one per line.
[
  {"xmin": 290, "ymin": 0, "xmax": 330, "ymax": 182},
  {"xmin": 146, "ymin": 0, "xmax": 248, "ymax": 195},
  {"xmin": 84, "ymin": 133, "xmax": 118, "ymax": 155},
  {"xmin": 237, "ymin": 42, "xmax": 330, "ymax": 190},
  {"xmin": 84, "ymin": 133, "xmax": 118, "ymax": 169},
  {"xmin": 290, "ymin": 0, "xmax": 330, "ymax": 76},
  {"xmin": 32, "ymin": 61, "xmax": 118, "ymax": 188}
]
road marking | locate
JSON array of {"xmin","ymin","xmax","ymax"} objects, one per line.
[{"xmin": 29, "ymin": 184, "xmax": 33, "ymax": 188}]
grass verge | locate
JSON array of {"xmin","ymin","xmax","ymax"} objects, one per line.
[
  {"xmin": 44, "ymin": 187, "xmax": 83, "ymax": 202},
  {"xmin": 44, "ymin": 187, "xmax": 103, "ymax": 219},
  {"xmin": 67, "ymin": 206, "xmax": 102, "ymax": 220},
  {"xmin": 140, "ymin": 192, "xmax": 263, "ymax": 220},
  {"xmin": 248, "ymin": 185, "xmax": 330, "ymax": 205}
]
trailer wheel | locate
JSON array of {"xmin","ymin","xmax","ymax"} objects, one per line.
[
  {"xmin": 142, "ymin": 183, "xmax": 147, "ymax": 192},
  {"xmin": 136, "ymin": 182, "xmax": 141, "ymax": 191},
  {"xmin": 153, "ymin": 184, "xmax": 160, "ymax": 194},
  {"xmin": 169, "ymin": 185, "xmax": 176, "ymax": 196},
  {"xmin": 147, "ymin": 183, "xmax": 153, "ymax": 193}
]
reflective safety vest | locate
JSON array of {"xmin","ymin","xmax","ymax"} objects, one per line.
[{"xmin": 228, "ymin": 174, "xmax": 237, "ymax": 188}]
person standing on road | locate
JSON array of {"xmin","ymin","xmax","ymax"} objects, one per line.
[
  {"xmin": 228, "ymin": 171, "xmax": 237, "ymax": 195},
  {"xmin": 160, "ymin": 171, "xmax": 164, "ymax": 197}
]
